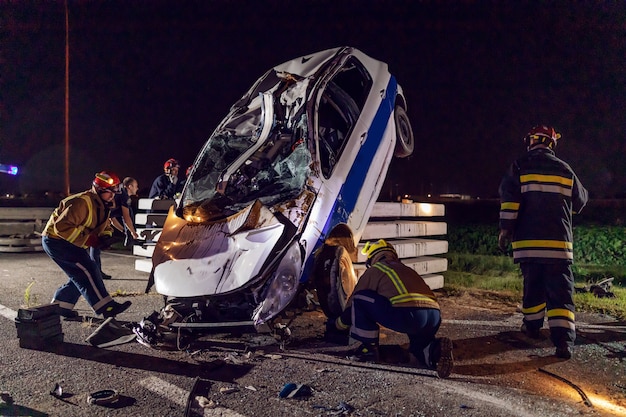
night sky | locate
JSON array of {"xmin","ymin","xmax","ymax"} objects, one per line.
[{"xmin": 2, "ymin": 1, "xmax": 625, "ymax": 199}]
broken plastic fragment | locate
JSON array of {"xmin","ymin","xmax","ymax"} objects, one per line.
[
  {"xmin": 50, "ymin": 383, "xmax": 63, "ymax": 398},
  {"xmin": 219, "ymin": 387, "xmax": 240, "ymax": 394},
  {"xmin": 279, "ymin": 383, "xmax": 312, "ymax": 399}
]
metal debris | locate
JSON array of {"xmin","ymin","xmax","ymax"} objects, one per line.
[
  {"xmin": 219, "ymin": 387, "xmax": 240, "ymax": 394},
  {"xmin": 575, "ymin": 277, "xmax": 615, "ymax": 298}
]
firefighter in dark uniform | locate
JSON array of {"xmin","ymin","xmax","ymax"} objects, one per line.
[
  {"xmin": 499, "ymin": 125, "xmax": 588, "ymax": 359},
  {"xmin": 149, "ymin": 158, "xmax": 183, "ymax": 199},
  {"xmin": 326, "ymin": 239, "xmax": 454, "ymax": 378},
  {"xmin": 42, "ymin": 171, "xmax": 132, "ymax": 318}
]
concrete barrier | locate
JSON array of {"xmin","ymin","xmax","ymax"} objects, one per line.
[{"xmin": 0, "ymin": 207, "xmax": 53, "ymax": 252}]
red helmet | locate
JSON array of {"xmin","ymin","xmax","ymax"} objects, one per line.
[
  {"xmin": 164, "ymin": 158, "xmax": 180, "ymax": 173},
  {"xmin": 93, "ymin": 171, "xmax": 122, "ymax": 193},
  {"xmin": 524, "ymin": 125, "xmax": 561, "ymax": 150}
]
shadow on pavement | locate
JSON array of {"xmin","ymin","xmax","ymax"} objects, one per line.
[{"xmin": 22, "ymin": 341, "xmax": 253, "ymax": 382}]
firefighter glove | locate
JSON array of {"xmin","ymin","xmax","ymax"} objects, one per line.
[{"xmin": 498, "ymin": 229, "xmax": 511, "ymax": 253}]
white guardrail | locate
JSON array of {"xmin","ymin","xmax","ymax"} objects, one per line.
[{"xmin": 132, "ymin": 199, "xmax": 448, "ymax": 290}]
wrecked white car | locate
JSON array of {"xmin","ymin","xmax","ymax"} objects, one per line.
[{"xmin": 138, "ymin": 46, "xmax": 413, "ymax": 345}]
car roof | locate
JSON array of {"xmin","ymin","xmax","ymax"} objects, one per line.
[{"xmin": 272, "ymin": 46, "xmax": 345, "ymax": 78}]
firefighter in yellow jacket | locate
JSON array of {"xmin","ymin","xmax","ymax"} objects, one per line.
[
  {"xmin": 42, "ymin": 171, "xmax": 132, "ymax": 318},
  {"xmin": 326, "ymin": 239, "xmax": 453, "ymax": 378}
]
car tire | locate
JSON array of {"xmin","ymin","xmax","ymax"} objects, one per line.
[
  {"xmin": 393, "ymin": 105, "xmax": 414, "ymax": 158},
  {"xmin": 313, "ymin": 244, "xmax": 358, "ymax": 318}
]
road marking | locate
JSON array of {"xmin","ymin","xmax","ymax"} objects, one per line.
[
  {"xmin": 139, "ymin": 376, "xmax": 188, "ymax": 407},
  {"xmin": 139, "ymin": 376, "xmax": 248, "ymax": 417},
  {"xmin": 0, "ymin": 304, "xmax": 17, "ymax": 321}
]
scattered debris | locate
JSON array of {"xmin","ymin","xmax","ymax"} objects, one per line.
[
  {"xmin": 87, "ymin": 389, "xmax": 120, "ymax": 406},
  {"xmin": 185, "ymin": 377, "xmax": 214, "ymax": 417},
  {"xmin": 279, "ymin": 383, "xmax": 312, "ymax": 399},
  {"xmin": 575, "ymin": 277, "xmax": 615, "ymax": 298},
  {"xmin": 0, "ymin": 392, "xmax": 14, "ymax": 405},
  {"xmin": 49, "ymin": 383, "xmax": 63, "ymax": 398},
  {"xmin": 264, "ymin": 354, "xmax": 283, "ymax": 360},
  {"xmin": 224, "ymin": 352, "xmax": 246, "ymax": 365},
  {"xmin": 85, "ymin": 318, "xmax": 136, "ymax": 348},
  {"xmin": 195, "ymin": 396, "xmax": 216, "ymax": 408},
  {"xmin": 219, "ymin": 386, "xmax": 240, "ymax": 395},
  {"xmin": 272, "ymin": 323, "xmax": 292, "ymax": 350}
]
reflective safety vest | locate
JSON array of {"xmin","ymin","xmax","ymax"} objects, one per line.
[
  {"xmin": 347, "ymin": 259, "xmax": 440, "ymax": 310},
  {"xmin": 43, "ymin": 191, "xmax": 112, "ymax": 248},
  {"xmin": 499, "ymin": 148, "xmax": 588, "ymax": 263}
]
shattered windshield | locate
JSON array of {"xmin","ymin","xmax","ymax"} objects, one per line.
[{"xmin": 181, "ymin": 75, "xmax": 312, "ymax": 223}]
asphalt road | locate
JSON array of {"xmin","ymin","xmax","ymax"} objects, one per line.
[{"xmin": 1, "ymin": 250, "xmax": 625, "ymax": 417}]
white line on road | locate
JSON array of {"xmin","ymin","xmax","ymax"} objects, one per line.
[
  {"xmin": 0, "ymin": 304, "xmax": 17, "ymax": 321},
  {"xmin": 139, "ymin": 376, "xmax": 188, "ymax": 407},
  {"xmin": 139, "ymin": 376, "xmax": 248, "ymax": 417}
]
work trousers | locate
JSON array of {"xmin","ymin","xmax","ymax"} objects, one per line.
[
  {"xmin": 42, "ymin": 236, "xmax": 112, "ymax": 313},
  {"xmin": 520, "ymin": 262, "xmax": 576, "ymax": 348},
  {"xmin": 90, "ymin": 247, "xmax": 103, "ymax": 272},
  {"xmin": 349, "ymin": 289, "xmax": 441, "ymax": 357}
]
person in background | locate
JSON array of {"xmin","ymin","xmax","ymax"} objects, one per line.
[
  {"xmin": 111, "ymin": 177, "xmax": 140, "ymax": 247},
  {"xmin": 498, "ymin": 125, "xmax": 588, "ymax": 360},
  {"xmin": 149, "ymin": 158, "xmax": 183, "ymax": 199},
  {"xmin": 325, "ymin": 239, "xmax": 454, "ymax": 378},
  {"xmin": 90, "ymin": 176, "xmax": 141, "ymax": 280},
  {"xmin": 41, "ymin": 171, "xmax": 132, "ymax": 318}
]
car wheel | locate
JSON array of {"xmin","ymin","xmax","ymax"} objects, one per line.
[
  {"xmin": 393, "ymin": 105, "xmax": 414, "ymax": 158},
  {"xmin": 313, "ymin": 244, "xmax": 358, "ymax": 318}
]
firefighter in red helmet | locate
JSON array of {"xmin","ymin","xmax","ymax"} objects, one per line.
[
  {"xmin": 41, "ymin": 171, "xmax": 132, "ymax": 318},
  {"xmin": 149, "ymin": 158, "xmax": 184, "ymax": 199},
  {"xmin": 499, "ymin": 125, "xmax": 588, "ymax": 359}
]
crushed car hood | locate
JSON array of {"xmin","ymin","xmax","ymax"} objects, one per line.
[{"xmin": 152, "ymin": 200, "xmax": 286, "ymax": 297}]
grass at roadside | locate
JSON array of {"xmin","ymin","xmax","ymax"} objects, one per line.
[{"xmin": 443, "ymin": 252, "xmax": 626, "ymax": 320}]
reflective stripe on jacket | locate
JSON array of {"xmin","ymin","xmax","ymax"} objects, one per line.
[
  {"xmin": 499, "ymin": 148, "xmax": 588, "ymax": 263},
  {"xmin": 346, "ymin": 259, "xmax": 440, "ymax": 310},
  {"xmin": 43, "ymin": 191, "xmax": 112, "ymax": 248}
]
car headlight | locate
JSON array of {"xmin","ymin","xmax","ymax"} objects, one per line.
[{"xmin": 253, "ymin": 242, "xmax": 302, "ymax": 325}]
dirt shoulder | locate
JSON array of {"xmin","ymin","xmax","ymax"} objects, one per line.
[{"xmin": 434, "ymin": 290, "xmax": 626, "ymax": 415}]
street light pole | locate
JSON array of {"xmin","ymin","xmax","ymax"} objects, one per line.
[{"xmin": 64, "ymin": 0, "xmax": 70, "ymax": 196}]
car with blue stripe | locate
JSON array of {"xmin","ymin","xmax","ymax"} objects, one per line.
[{"xmin": 145, "ymin": 46, "xmax": 414, "ymax": 337}]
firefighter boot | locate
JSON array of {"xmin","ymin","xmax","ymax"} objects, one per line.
[
  {"xmin": 555, "ymin": 345, "xmax": 572, "ymax": 360},
  {"xmin": 347, "ymin": 343, "xmax": 379, "ymax": 362},
  {"xmin": 520, "ymin": 323, "xmax": 544, "ymax": 340},
  {"xmin": 423, "ymin": 337, "xmax": 454, "ymax": 378},
  {"xmin": 101, "ymin": 300, "xmax": 132, "ymax": 318}
]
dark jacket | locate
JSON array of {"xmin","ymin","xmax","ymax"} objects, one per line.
[
  {"xmin": 499, "ymin": 147, "xmax": 588, "ymax": 263},
  {"xmin": 149, "ymin": 174, "xmax": 183, "ymax": 199}
]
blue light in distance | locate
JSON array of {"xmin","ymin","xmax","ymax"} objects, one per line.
[{"xmin": 0, "ymin": 164, "xmax": 19, "ymax": 175}]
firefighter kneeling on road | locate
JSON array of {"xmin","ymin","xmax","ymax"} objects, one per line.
[{"xmin": 325, "ymin": 239, "xmax": 453, "ymax": 378}]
